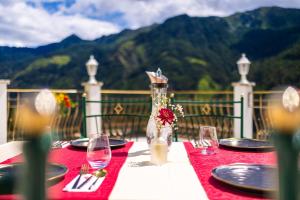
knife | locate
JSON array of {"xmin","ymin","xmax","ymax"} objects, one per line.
[{"xmin": 77, "ymin": 175, "xmax": 93, "ymax": 189}]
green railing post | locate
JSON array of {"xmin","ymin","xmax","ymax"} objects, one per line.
[
  {"xmin": 170, "ymin": 93, "xmax": 178, "ymax": 142},
  {"xmin": 82, "ymin": 93, "xmax": 87, "ymax": 138},
  {"xmin": 240, "ymin": 96, "xmax": 244, "ymax": 138}
]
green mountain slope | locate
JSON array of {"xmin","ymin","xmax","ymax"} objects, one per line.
[{"xmin": 1, "ymin": 6, "xmax": 300, "ymax": 90}]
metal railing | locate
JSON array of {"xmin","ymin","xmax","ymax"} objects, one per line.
[
  {"xmin": 7, "ymin": 89, "xmax": 83, "ymax": 141},
  {"xmin": 252, "ymin": 91, "xmax": 282, "ymax": 140},
  {"xmin": 82, "ymin": 95, "xmax": 151, "ymax": 140},
  {"xmin": 172, "ymin": 95, "xmax": 244, "ymax": 141},
  {"xmin": 81, "ymin": 92, "xmax": 242, "ymax": 141},
  {"xmin": 7, "ymin": 89, "xmax": 273, "ymax": 141}
]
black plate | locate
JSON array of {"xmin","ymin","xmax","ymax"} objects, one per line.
[
  {"xmin": 212, "ymin": 163, "xmax": 276, "ymax": 193},
  {"xmin": 0, "ymin": 163, "xmax": 68, "ymax": 194},
  {"xmin": 70, "ymin": 138, "xmax": 127, "ymax": 149},
  {"xmin": 0, "ymin": 163, "xmax": 68, "ymax": 182},
  {"xmin": 219, "ymin": 138, "xmax": 274, "ymax": 150}
]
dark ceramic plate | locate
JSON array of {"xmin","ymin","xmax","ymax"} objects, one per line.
[
  {"xmin": 0, "ymin": 163, "xmax": 68, "ymax": 194},
  {"xmin": 219, "ymin": 138, "xmax": 274, "ymax": 150},
  {"xmin": 212, "ymin": 163, "xmax": 276, "ymax": 192},
  {"xmin": 0, "ymin": 163, "xmax": 68, "ymax": 182},
  {"xmin": 70, "ymin": 138, "xmax": 127, "ymax": 149}
]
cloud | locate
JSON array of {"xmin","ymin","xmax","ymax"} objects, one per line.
[
  {"xmin": 63, "ymin": 0, "xmax": 226, "ymax": 28},
  {"xmin": 63, "ymin": 0, "xmax": 300, "ymax": 29},
  {"xmin": 1, "ymin": 0, "xmax": 300, "ymax": 46},
  {"xmin": 0, "ymin": 1, "xmax": 120, "ymax": 47}
]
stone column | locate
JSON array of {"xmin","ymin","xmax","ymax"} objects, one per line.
[
  {"xmin": 0, "ymin": 80, "xmax": 10, "ymax": 144},
  {"xmin": 82, "ymin": 55, "xmax": 102, "ymax": 138},
  {"xmin": 82, "ymin": 82, "xmax": 103, "ymax": 138},
  {"xmin": 232, "ymin": 82, "xmax": 255, "ymax": 138},
  {"xmin": 232, "ymin": 53, "xmax": 255, "ymax": 138}
]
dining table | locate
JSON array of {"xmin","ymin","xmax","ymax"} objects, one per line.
[{"xmin": 0, "ymin": 140, "xmax": 276, "ymax": 200}]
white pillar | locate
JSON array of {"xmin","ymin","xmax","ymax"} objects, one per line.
[
  {"xmin": 232, "ymin": 53, "xmax": 255, "ymax": 138},
  {"xmin": 82, "ymin": 55, "xmax": 103, "ymax": 138},
  {"xmin": 82, "ymin": 82, "xmax": 103, "ymax": 138},
  {"xmin": 232, "ymin": 82, "xmax": 255, "ymax": 138},
  {"xmin": 0, "ymin": 80, "xmax": 10, "ymax": 144}
]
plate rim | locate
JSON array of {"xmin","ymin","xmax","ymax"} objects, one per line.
[
  {"xmin": 70, "ymin": 138, "xmax": 127, "ymax": 148},
  {"xmin": 219, "ymin": 138, "xmax": 274, "ymax": 150},
  {"xmin": 0, "ymin": 162, "xmax": 68, "ymax": 182},
  {"xmin": 211, "ymin": 163, "xmax": 275, "ymax": 192}
]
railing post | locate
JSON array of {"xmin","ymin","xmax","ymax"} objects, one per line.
[
  {"xmin": 82, "ymin": 94, "xmax": 87, "ymax": 138},
  {"xmin": 232, "ymin": 54, "xmax": 255, "ymax": 138},
  {"xmin": 240, "ymin": 96, "xmax": 244, "ymax": 138},
  {"xmin": 82, "ymin": 55, "xmax": 103, "ymax": 138},
  {"xmin": 0, "ymin": 80, "xmax": 10, "ymax": 144},
  {"xmin": 170, "ymin": 93, "xmax": 178, "ymax": 142}
]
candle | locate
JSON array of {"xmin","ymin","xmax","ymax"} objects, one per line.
[
  {"xmin": 17, "ymin": 89, "xmax": 56, "ymax": 136},
  {"xmin": 267, "ymin": 86, "xmax": 300, "ymax": 133}
]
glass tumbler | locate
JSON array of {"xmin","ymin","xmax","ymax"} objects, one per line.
[
  {"xmin": 87, "ymin": 134, "xmax": 111, "ymax": 169},
  {"xmin": 199, "ymin": 126, "xmax": 219, "ymax": 155}
]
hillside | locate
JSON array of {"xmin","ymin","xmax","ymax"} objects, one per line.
[{"xmin": 1, "ymin": 6, "xmax": 300, "ymax": 90}]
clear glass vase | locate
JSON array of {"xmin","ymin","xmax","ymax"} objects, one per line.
[{"xmin": 146, "ymin": 83, "xmax": 169, "ymax": 145}]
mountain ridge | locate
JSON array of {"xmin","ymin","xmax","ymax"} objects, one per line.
[{"xmin": 1, "ymin": 6, "xmax": 300, "ymax": 90}]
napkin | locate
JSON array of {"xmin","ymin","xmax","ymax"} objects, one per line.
[{"xmin": 63, "ymin": 174, "xmax": 104, "ymax": 192}]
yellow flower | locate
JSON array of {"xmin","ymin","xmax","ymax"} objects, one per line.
[{"xmin": 55, "ymin": 93, "xmax": 65, "ymax": 104}]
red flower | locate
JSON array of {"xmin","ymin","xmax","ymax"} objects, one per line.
[
  {"xmin": 65, "ymin": 100, "xmax": 71, "ymax": 108},
  {"xmin": 157, "ymin": 108, "xmax": 174, "ymax": 125},
  {"xmin": 63, "ymin": 95, "xmax": 71, "ymax": 108}
]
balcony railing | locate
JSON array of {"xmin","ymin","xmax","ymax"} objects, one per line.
[{"xmin": 7, "ymin": 89, "xmax": 272, "ymax": 141}]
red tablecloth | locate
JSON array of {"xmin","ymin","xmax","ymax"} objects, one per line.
[
  {"xmin": 184, "ymin": 142, "xmax": 276, "ymax": 200},
  {"xmin": 1, "ymin": 142, "xmax": 277, "ymax": 200},
  {"xmin": 0, "ymin": 142, "xmax": 133, "ymax": 200}
]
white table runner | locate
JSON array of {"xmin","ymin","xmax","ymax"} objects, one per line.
[{"xmin": 110, "ymin": 142, "xmax": 208, "ymax": 200}]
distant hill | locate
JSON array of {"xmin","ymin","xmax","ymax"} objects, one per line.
[{"xmin": 1, "ymin": 6, "xmax": 300, "ymax": 90}]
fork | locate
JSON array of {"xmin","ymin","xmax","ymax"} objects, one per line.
[
  {"xmin": 52, "ymin": 141, "xmax": 69, "ymax": 148},
  {"xmin": 52, "ymin": 141, "xmax": 64, "ymax": 148},
  {"xmin": 72, "ymin": 164, "xmax": 89, "ymax": 189}
]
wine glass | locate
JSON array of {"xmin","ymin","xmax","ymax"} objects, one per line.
[
  {"xmin": 199, "ymin": 126, "xmax": 219, "ymax": 155},
  {"xmin": 87, "ymin": 134, "xmax": 111, "ymax": 169}
]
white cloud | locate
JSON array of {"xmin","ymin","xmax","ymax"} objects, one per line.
[
  {"xmin": 1, "ymin": 0, "xmax": 300, "ymax": 46},
  {"xmin": 64, "ymin": 0, "xmax": 300, "ymax": 29},
  {"xmin": 0, "ymin": 1, "xmax": 120, "ymax": 47},
  {"xmin": 64, "ymin": 0, "xmax": 226, "ymax": 28}
]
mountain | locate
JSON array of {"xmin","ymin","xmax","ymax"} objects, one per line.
[{"xmin": 1, "ymin": 6, "xmax": 300, "ymax": 90}]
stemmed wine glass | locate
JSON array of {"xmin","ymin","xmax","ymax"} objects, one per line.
[
  {"xmin": 86, "ymin": 134, "xmax": 111, "ymax": 169},
  {"xmin": 199, "ymin": 126, "xmax": 219, "ymax": 155}
]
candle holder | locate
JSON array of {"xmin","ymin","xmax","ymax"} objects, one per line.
[
  {"xmin": 17, "ymin": 89, "xmax": 56, "ymax": 200},
  {"xmin": 267, "ymin": 86, "xmax": 300, "ymax": 200},
  {"xmin": 22, "ymin": 133, "xmax": 51, "ymax": 200},
  {"xmin": 272, "ymin": 132, "xmax": 298, "ymax": 200}
]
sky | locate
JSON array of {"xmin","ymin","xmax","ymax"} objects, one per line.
[{"xmin": 1, "ymin": 0, "xmax": 300, "ymax": 47}]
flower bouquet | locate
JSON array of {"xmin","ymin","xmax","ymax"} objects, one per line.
[
  {"xmin": 155, "ymin": 97, "xmax": 184, "ymax": 131},
  {"xmin": 55, "ymin": 93, "xmax": 77, "ymax": 115},
  {"xmin": 150, "ymin": 96, "xmax": 184, "ymax": 165}
]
